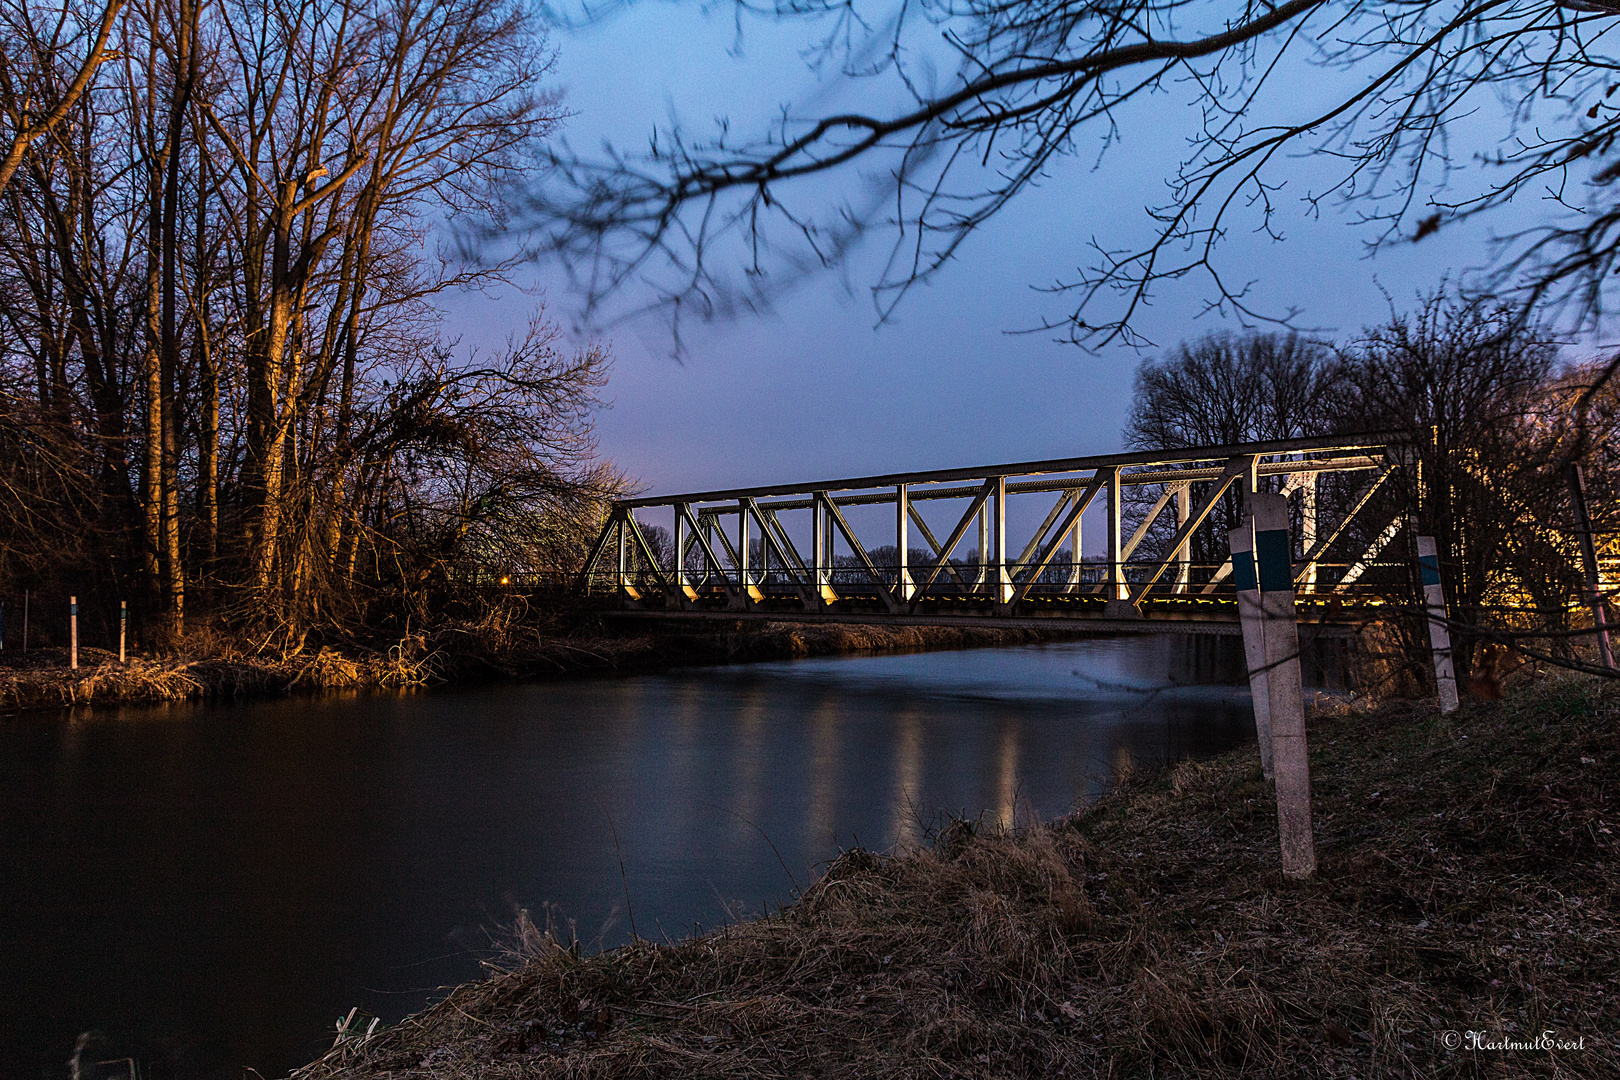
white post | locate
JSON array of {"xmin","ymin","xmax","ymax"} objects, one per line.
[
  {"xmin": 1417, "ymin": 535, "xmax": 1460, "ymax": 714},
  {"xmin": 1228, "ymin": 519, "xmax": 1274, "ymax": 779},
  {"xmin": 119, "ymin": 601, "xmax": 126, "ymax": 663},
  {"xmin": 1567, "ymin": 463, "xmax": 1615, "ymax": 669},
  {"xmin": 1251, "ymin": 493, "xmax": 1315, "ymax": 879},
  {"xmin": 69, "ymin": 595, "xmax": 78, "ymax": 670}
]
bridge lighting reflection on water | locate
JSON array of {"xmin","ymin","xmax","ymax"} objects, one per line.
[{"xmin": 0, "ymin": 633, "xmax": 1325, "ymax": 1080}]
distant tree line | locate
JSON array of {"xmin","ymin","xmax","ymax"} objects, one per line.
[
  {"xmin": 1126, "ymin": 290, "xmax": 1615, "ymax": 678},
  {"xmin": 0, "ymin": 0, "xmax": 618, "ymax": 654}
]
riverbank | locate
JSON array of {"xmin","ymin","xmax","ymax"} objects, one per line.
[
  {"xmin": 0, "ymin": 621, "xmax": 1076, "ymax": 713},
  {"xmin": 293, "ymin": 673, "xmax": 1617, "ymax": 1079}
]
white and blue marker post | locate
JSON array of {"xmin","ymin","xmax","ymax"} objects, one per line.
[
  {"xmin": 1228, "ymin": 518, "xmax": 1275, "ymax": 780},
  {"xmin": 1250, "ymin": 493, "xmax": 1316, "ymax": 879},
  {"xmin": 69, "ymin": 595, "xmax": 78, "ymax": 670},
  {"xmin": 1417, "ymin": 535, "xmax": 1459, "ymax": 714}
]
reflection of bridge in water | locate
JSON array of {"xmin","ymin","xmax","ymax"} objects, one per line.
[{"xmin": 578, "ymin": 435, "xmax": 1407, "ymax": 636}]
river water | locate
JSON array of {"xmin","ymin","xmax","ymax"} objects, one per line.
[{"xmin": 0, "ymin": 635, "xmax": 1258, "ymax": 1080}]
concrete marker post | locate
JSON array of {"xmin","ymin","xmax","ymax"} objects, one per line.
[
  {"xmin": 1250, "ymin": 493, "xmax": 1315, "ymax": 879},
  {"xmin": 1228, "ymin": 518, "xmax": 1274, "ymax": 779},
  {"xmin": 120, "ymin": 601, "xmax": 127, "ymax": 663},
  {"xmin": 1566, "ymin": 462, "xmax": 1615, "ymax": 669},
  {"xmin": 1417, "ymin": 535, "xmax": 1459, "ymax": 714},
  {"xmin": 70, "ymin": 595, "xmax": 78, "ymax": 670}
]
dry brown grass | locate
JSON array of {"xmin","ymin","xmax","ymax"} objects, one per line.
[
  {"xmin": 3, "ymin": 625, "xmax": 1075, "ymax": 718},
  {"xmin": 0, "ymin": 622, "xmax": 1072, "ymax": 715},
  {"xmin": 0, "ymin": 645, "xmax": 426, "ymax": 711},
  {"xmin": 293, "ymin": 673, "xmax": 1619, "ymax": 1079}
]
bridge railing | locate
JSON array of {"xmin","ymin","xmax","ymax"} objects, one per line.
[{"xmin": 576, "ymin": 434, "xmax": 1409, "ymax": 622}]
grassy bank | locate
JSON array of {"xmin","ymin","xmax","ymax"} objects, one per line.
[
  {"xmin": 293, "ymin": 675, "xmax": 1617, "ymax": 1079},
  {"xmin": 0, "ymin": 621, "xmax": 1073, "ymax": 713}
]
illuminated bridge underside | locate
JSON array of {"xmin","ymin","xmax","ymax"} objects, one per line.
[{"xmin": 578, "ymin": 436, "xmax": 1405, "ymax": 635}]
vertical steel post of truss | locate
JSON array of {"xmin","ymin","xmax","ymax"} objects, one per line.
[
  {"xmin": 1104, "ymin": 467, "xmax": 1126, "ymax": 601},
  {"xmin": 704, "ymin": 516, "xmax": 718, "ymax": 587},
  {"xmin": 616, "ymin": 515, "xmax": 637, "ymax": 600},
  {"xmin": 737, "ymin": 502, "xmax": 752, "ymax": 594},
  {"xmin": 1417, "ymin": 535, "xmax": 1460, "ymax": 713},
  {"xmin": 1252, "ymin": 492, "xmax": 1314, "ymax": 879},
  {"xmin": 975, "ymin": 502, "xmax": 989, "ymax": 590},
  {"xmin": 1174, "ymin": 484, "xmax": 1191, "ymax": 593},
  {"xmin": 992, "ymin": 476, "xmax": 1012, "ymax": 603},
  {"xmin": 813, "ymin": 492, "xmax": 833, "ymax": 604},
  {"xmin": 1296, "ymin": 472, "xmax": 1319, "ymax": 592},
  {"xmin": 1229, "ymin": 518, "xmax": 1274, "ymax": 780},
  {"xmin": 1067, "ymin": 503, "xmax": 1084, "ymax": 593},
  {"xmin": 1567, "ymin": 462, "xmax": 1615, "ymax": 670},
  {"xmin": 824, "ymin": 496, "xmax": 837, "ymax": 592},
  {"xmin": 895, "ymin": 484, "xmax": 914, "ymax": 602},
  {"xmin": 672, "ymin": 504, "xmax": 691, "ymax": 604}
]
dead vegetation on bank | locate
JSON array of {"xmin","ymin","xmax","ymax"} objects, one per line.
[
  {"xmin": 295, "ymin": 674, "xmax": 1618, "ymax": 1080},
  {"xmin": 0, "ymin": 645, "xmax": 428, "ymax": 711},
  {"xmin": 0, "ymin": 621, "xmax": 1068, "ymax": 713}
]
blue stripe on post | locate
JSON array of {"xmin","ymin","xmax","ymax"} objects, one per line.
[
  {"xmin": 1232, "ymin": 549, "xmax": 1258, "ymax": 592},
  {"xmin": 1255, "ymin": 528, "xmax": 1292, "ymax": 592},
  {"xmin": 70, "ymin": 601, "xmax": 77, "ymax": 615},
  {"xmin": 1419, "ymin": 552, "xmax": 1441, "ymax": 587}
]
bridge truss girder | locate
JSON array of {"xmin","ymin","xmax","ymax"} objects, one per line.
[{"xmin": 578, "ymin": 435, "xmax": 1407, "ymax": 625}]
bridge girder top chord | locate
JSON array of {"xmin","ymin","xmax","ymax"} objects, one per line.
[{"xmin": 577, "ymin": 434, "xmax": 1410, "ymax": 629}]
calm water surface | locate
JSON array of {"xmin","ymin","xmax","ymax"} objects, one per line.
[{"xmin": 0, "ymin": 636, "xmax": 1256, "ymax": 1079}]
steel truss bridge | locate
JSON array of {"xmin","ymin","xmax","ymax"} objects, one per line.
[{"xmin": 577, "ymin": 435, "xmax": 1408, "ymax": 634}]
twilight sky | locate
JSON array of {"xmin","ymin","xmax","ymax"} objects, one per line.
[{"xmin": 446, "ymin": 3, "xmax": 1586, "ymax": 500}]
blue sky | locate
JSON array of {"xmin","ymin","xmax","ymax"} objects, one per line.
[{"xmin": 445, "ymin": 2, "xmax": 1589, "ymax": 499}]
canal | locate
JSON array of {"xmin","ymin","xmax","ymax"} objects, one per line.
[{"xmin": 1, "ymin": 635, "xmax": 1258, "ymax": 1079}]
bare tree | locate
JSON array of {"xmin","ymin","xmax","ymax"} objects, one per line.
[
  {"xmin": 0, "ymin": 0, "xmax": 125, "ymax": 194},
  {"xmin": 1123, "ymin": 331, "xmax": 1331, "ymax": 562},
  {"xmin": 1326, "ymin": 292, "xmax": 1565, "ymax": 646},
  {"xmin": 0, "ymin": 0, "xmax": 618, "ymax": 653},
  {"xmin": 509, "ymin": 0, "xmax": 1620, "ymax": 350}
]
